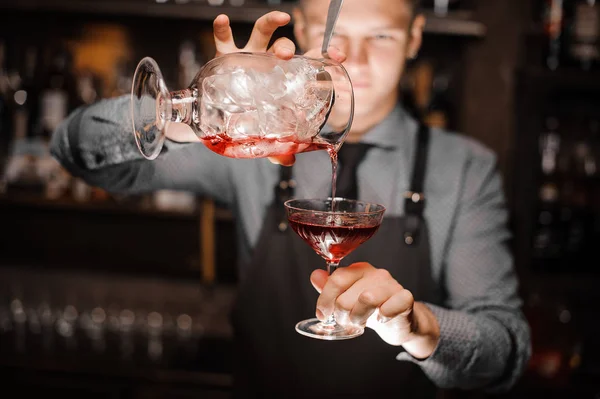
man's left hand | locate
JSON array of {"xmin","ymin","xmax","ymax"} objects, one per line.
[{"xmin": 311, "ymin": 262, "xmax": 441, "ymax": 359}]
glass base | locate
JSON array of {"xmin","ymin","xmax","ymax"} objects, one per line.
[
  {"xmin": 295, "ymin": 318, "xmax": 364, "ymax": 340},
  {"xmin": 131, "ymin": 57, "xmax": 171, "ymax": 160}
]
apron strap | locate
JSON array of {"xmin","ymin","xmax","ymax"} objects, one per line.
[
  {"xmin": 275, "ymin": 165, "xmax": 296, "ymax": 232},
  {"xmin": 403, "ymin": 123, "xmax": 431, "ymax": 246}
]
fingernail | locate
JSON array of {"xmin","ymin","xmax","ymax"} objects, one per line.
[
  {"xmin": 329, "ymin": 46, "xmax": 345, "ymax": 58},
  {"xmin": 280, "ymin": 47, "xmax": 294, "ymax": 57},
  {"xmin": 377, "ymin": 314, "xmax": 391, "ymax": 324}
]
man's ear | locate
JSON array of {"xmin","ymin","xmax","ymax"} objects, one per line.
[
  {"xmin": 407, "ymin": 14, "xmax": 426, "ymax": 59},
  {"xmin": 293, "ymin": 6, "xmax": 308, "ymax": 52}
]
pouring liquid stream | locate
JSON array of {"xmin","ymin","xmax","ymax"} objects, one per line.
[{"xmin": 329, "ymin": 147, "xmax": 339, "ymax": 212}]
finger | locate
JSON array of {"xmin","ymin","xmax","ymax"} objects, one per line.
[
  {"xmin": 304, "ymin": 46, "xmax": 347, "ymax": 63},
  {"xmin": 213, "ymin": 14, "xmax": 238, "ymax": 56},
  {"xmin": 378, "ymin": 289, "xmax": 415, "ymax": 324},
  {"xmin": 310, "ymin": 269, "xmax": 328, "ymax": 294},
  {"xmin": 332, "ymin": 269, "xmax": 395, "ymax": 325},
  {"xmin": 316, "ymin": 263, "xmax": 372, "ymax": 319},
  {"xmin": 326, "ymin": 46, "xmax": 347, "ymax": 63},
  {"xmin": 348, "ymin": 283, "xmax": 402, "ymax": 326},
  {"xmin": 246, "ymin": 11, "xmax": 291, "ymax": 52},
  {"xmin": 166, "ymin": 122, "xmax": 200, "ymax": 143},
  {"xmin": 268, "ymin": 155, "xmax": 296, "ymax": 166},
  {"xmin": 268, "ymin": 37, "xmax": 296, "ymax": 60}
]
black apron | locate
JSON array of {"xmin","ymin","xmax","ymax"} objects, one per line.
[{"xmin": 231, "ymin": 124, "xmax": 441, "ymax": 398}]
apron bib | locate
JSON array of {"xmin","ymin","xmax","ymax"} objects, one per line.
[{"xmin": 231, "ymin": 125, "xmax": 439, "ymax": 398}]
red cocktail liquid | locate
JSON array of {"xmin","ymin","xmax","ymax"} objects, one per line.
[
  {"xmin": 201, "ymin": 134, "xmax": 332, "ymax": 159},
  {"xmin": 288, "ymin": 215, "xmax": 381, "ymax": 263}
]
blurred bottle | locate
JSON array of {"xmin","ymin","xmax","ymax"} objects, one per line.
[
  {"xmin": 10, "ymin": 297, "xmax": 27, "ymax": 353},
  {"xmin": 75, "ymin": 69, "xmax": 102, "ymax": 106},
  {"xmin": 70, "ymin": 68, "xmax": 109, "ymax": 203},
  {"xmin": 13, "ymin": 46, "xmax": 41, "ymax": 145},
  {"xmin": 1, "ymin": 45, "xmax": 48, "ymax": 197},
  {"xmin": 35, "ymin": 44, "xmax": 79, "ymax": 141},
  {"xmin": 532, "ymin": 116, "xmax": 564, "ymax": 264},
  {"xmin": 399, "ymin": 67, "xmax": 419, "ymax": 121},
  {"xmin": 410, "ymin": 60, "xmax": 453, "ymax": 129},
  {"xmin": 559, "ymin": 117, "xmax": 596, "ymax": 265},
  {"xmin": 425, "ymin": 71, "xmax": 453, "ymax": 129},
  {"xmin": 27, "ymin": 43, "xmax": 79, "ymax": 199},
  {"xmin": 421, "ymin": 0, "xmax": 462, "ymax": 15},
  {"xmin": 412, "ymin": 60, "xmax": 434, "ymax": 122},
  {"xmin": 542, "ymin": 0, "xmax": 565, "ymax": 70},
  {"xmin": 110, "ymin": 59, "xmax": 134, "ymax": 98},
  {"xmin": 0, "ymin": 39, "xmax": 13, "ymax": 196},
  {"xmin": 559, "ymin": 178, "xmax": 589, "ymax": 261},
  {"xmin": 564, "ymin": 0, "xmax": 600, "ymax": 71},
  {"xmin": 178, "ymin": 40, "xmax": 202, "ymax": 89},
  {"xmin": 0, "ymin": 40, "xmax": 12, "ymax": 153}
]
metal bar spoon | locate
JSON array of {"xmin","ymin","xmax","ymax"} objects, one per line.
[{"xmin": 321, "ymin": 0, "xmax": 344, "ymax": 58}]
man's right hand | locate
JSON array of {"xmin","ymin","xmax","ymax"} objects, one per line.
[
  {"xmin": 213, "ymin": 12, "xmax": 297, "ymax": 166},
  {"xmin": 214, "ymin": 11, "xmax": 296, "ymax": 60}
]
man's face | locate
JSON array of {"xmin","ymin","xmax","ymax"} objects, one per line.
[{"xmin": 294, "ymin": 0, "xmax": 423, "ymax": 132}]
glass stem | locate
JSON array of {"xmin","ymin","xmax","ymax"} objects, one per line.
[
  {"xmin": 327, "ymin": 261, "xmax": 339, "ymax": 275},
  {"xmin": 324, "ymin": 261, "xmax": 340, "ymax": 326},
  {"xmin": 169, "ymin": 88, "xmax": 196, "ymax": 125}
]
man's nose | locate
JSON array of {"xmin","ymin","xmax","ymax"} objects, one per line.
[{"xmin": 345, "ymin": 40, "xmax": 369, "ymax": 66}]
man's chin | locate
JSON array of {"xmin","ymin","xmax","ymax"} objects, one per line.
[
  {"xmin": 352, "ymin": 107, "xmax": 381, "ymax": 125},
  {"xmin": 353, "ymin": 94, "xmax": 380, "ymax": 113}
]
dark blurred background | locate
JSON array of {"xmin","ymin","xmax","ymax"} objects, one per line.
[{"xmin": 0, "ymin": 0, "xmax": 599, "ymax": 398}]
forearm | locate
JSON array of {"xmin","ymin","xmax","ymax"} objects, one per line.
[
  {"xmin": 397, "ymin": 304, "xmax": 531, "ymax": 392},
  {"xmin": 50, "ymin": 95, "xmax": 143, "ymax": 178},
  {"xmin": 50, "ymin": 95, "xmax": 236, "ymax": 203}
]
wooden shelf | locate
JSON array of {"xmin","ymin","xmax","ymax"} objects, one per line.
[
  {"xmin": 0, "ymin": 0, "xmax": 296, "ymax": 24},
  {"xmin": 0, "ymin": 0, "xmax": 486, "ymax": 37},
  {"xmin": 0, "ymin": 193, "xmax": 234, "ymax": 221},
  {"xmin": 421, "ymin": 10, "xmax": 486, "ymax": 38}
]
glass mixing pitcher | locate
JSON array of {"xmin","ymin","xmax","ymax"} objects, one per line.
[{"xmin": 131, "ymin": 52, "xmax": 354, "ymax": 160}]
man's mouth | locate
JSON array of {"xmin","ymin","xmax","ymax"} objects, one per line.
[{"xmin": 352, "ymin": 82, "xmax": 370, "ymax": 89}]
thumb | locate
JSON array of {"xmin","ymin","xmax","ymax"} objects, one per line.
[{"xmin": 310, "ymin": 269, "xmax": 329, "ymax": 294}]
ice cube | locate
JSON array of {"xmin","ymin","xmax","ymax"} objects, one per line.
[
  {"xmin": 307, "ymin": 100, "xmax": 329, "ymax": 132},
  {"xmin": 200, "ymin": 57, "xmax": 335, "ymax": 144},
  {"xmin": 258, "ymin": 103, "xmax": 299, "ymax": 140},
  {"xmin": 226, "ymin": 69, "xmax": 257, "ymax": 107},
  {"xmin": 296, "ymin": 115, "xmax": 321, "ymax": 142},
  {"xmin": 283, "ymin": 59, "xmax": 316, "ymax": 103},
  {"xmin": 294, "ymin": 83, "xmax": 331, "ymax": 141},
  {"xmin": 256, "ymin": 65, "xmax": 288, "ymax": 102},
  {"xmin": 199, "ymin": 98, "xmax": 226, "ymax": 137},
  {"xmin": 228, "ymin": 111, "xmax": 261, "ymax": 139},
  {"xmin": 202, "ymin": 75, "xmax": 244, "ymax": 113}
]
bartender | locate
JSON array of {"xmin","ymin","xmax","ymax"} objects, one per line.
[{"xmin": 50, "ymin": 0, "xmax": 531, "ymax": 397}]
